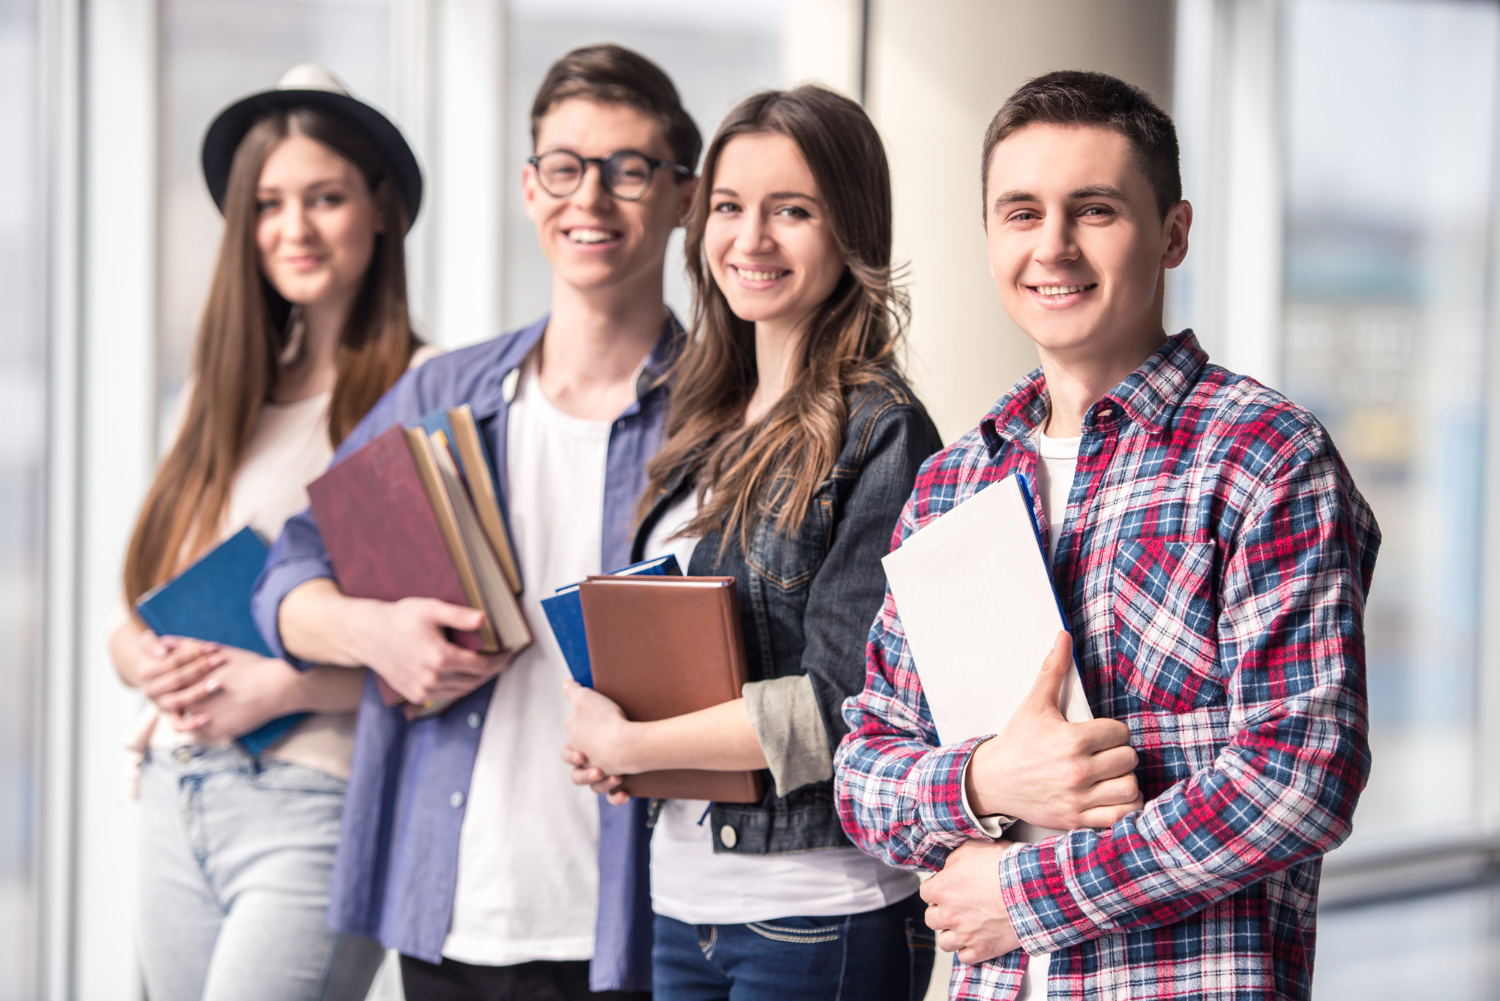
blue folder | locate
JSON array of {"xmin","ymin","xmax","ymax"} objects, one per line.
[
  {"xmin": 135, "ymin": 526, "xmax": 308, "ymax": 757},
  {"xmin": 541, "ymin": 554, "xmax": 681, "ymax": 688}
]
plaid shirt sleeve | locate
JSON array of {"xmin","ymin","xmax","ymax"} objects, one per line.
[
  {"xmin": 833, "ymin": 490, "xmax": 1001, "ymax": 872},
  {"xmin": 996, "ymin": 427, "xmax": 1374, "ymax": 954}
]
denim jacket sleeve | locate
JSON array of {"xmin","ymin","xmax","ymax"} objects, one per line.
[{"xmin": 796, "ymin": 393, "xmax": 943, "ymax": 776}]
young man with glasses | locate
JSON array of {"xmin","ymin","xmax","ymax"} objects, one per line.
[
  {"xmin": 834, "ymin": 71, "xmax": 1379, "ymax": 1000},
  {"xmin": 252, "ymin": 44, "xmax": 698, "ymax": 1000}
]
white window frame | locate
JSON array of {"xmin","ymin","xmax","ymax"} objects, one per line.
[{"xmin": 36, "ymin": 2, "xmax": 512, "ymax": 995}]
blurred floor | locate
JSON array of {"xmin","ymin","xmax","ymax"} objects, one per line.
[{"xmin": 1316, "ymin": 879, "xmax": 1500, "ymax": 1000}]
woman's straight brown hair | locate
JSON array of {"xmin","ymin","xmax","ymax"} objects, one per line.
[
  {"xmin": 123, "ymin": 107, "xmax": 419, "ymax": 605},
  {"xmin": 641, "ymin": 85, "xmax": 909, "ymax": 550}
]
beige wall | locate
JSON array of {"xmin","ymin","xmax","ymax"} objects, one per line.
[{"xmin": 865, "ymin": 0, "xmax": 1176, "ymax": 442}]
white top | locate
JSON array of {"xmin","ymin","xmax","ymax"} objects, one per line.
[
  {"xmin": 643, "ymin": 491, "xmax": 920, "ymax": 925},
  {"xmin": 970, "ymin": 428, "xmax": 1082, "ymax": 1000},
  {"xmin": 1033, "ymin": 428, "xmax": 1082, "ymax": 564},
  {"xmin": 140, "ymin": 343, "xmax": 443, "ymax": 780},
  {"xmin": 443, "ymin": 359, "xmax": 610, "ymax": 965}
]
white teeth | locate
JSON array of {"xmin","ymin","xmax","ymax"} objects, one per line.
[
  {"xmin": 736, "ymin": 267, "xmax": 785, "ymax": 282},
  {"xmin": 1037, "ymin": 284, "xmax": 1089, "ymax": 296},
  {"xmin": 568, "ymin": 228, "xmax": 617, "ymax": 244}
]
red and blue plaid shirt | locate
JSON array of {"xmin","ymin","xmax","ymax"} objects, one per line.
[{"xmin": 835, "ymin": 332, "xmax": 1379, "ymax": 1000}]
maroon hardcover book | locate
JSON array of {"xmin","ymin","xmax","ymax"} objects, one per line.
[{"xmin": 306, "ymin": 424, "xmax": 488, "ymax": 713}]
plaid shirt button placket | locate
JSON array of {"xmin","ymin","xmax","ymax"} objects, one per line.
[{"xmin": 834, "ymin": 332, "xmax": 1380, "ymax": 1001}]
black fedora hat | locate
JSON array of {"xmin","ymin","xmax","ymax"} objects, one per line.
[{"xmin": 201, "ymin": 64, "xmax": 422, "ymax": 225}]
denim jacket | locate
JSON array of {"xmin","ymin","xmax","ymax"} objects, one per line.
[{"xmin": 631, "ymin": 373, "xmax": 941, "ymax": 855}]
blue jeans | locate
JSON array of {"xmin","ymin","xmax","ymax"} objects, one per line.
[
  {"xmin": 137, "ymin": 745, "xmax": 385, "ymax": 1001},
  {"xmin": 652, "ymin": 893, "xmax": 934, "ymax": 1001}
]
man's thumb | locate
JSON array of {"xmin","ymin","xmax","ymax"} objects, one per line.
[{"xmin": 1022, "ymin": 631, "xmax": 1072, "ymax": 718}]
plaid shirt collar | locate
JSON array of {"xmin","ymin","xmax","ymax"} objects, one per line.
[{"xmin": 979, "ymin": 329, "xmax": 1208, "ymax": 454}]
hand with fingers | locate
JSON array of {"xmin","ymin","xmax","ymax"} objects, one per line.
[
  {"xmin": 965, "ymin": 630, "xmax": 1143, "ymax": 830},
  {"xmin": 134, "ymin": 631, "xmax": 224, "ymax": 732},
  {"xmin": 920, "ymin": 840, "xmax": 1023, "ymax": 965},
  {"xmin": 349, "ymin": 597, "xmax": 514, "ymax": 706},
  {"xmin": 159, "ymin": 647, "xmax": 304, "ymax": 743},
  {"xmin": 561, "ymin": 681, "xmax": 634, "ymax": 806}
]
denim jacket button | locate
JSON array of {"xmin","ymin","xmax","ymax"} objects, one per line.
[
  {"xmin": 719, "ymin": 824, "xmax": 737, "ymax": 849},
  {"xmin": 450, "ymin": 791, "xmax": 465, "ymax": 808},
  {"xmin": 467, "ymin": 712, "xmax": 482, "ymax": 729}
]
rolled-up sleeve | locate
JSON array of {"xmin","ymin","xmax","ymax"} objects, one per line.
[{"xmin": 744, "ymin": 675, "xmax": 831, "ymax": 794}]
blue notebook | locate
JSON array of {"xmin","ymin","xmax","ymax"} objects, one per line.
[
  {"xmin": 542, "ymin": 554, "xmax": 681, "ymax": 687},
  {"xmin": 134, "ymin": 526, "xmax": 308, "ymax": 757}
]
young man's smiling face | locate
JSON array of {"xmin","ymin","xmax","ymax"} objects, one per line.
[
  {"xmin": 984, "ymin": 123, "xmax": 1189, "ymax": 365},
  {"xmin": 524, "ymin": 97, "xmax": 695, "ymax": 295}
]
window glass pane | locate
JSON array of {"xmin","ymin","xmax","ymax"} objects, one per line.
[
  {"xmin": 159, "ymin": 0, "xmax": 392, "ymax": 429},
  {"xmin": 1282, "ymin": 0, "xmax": 1499, "ymax": 837},
  {"xmin": 0, "ymin": 0, "xmax": 42, "ymax": 995},
  {"xmin": 503, "ymin": 0, "xmax": 784, "ymax": 330}
]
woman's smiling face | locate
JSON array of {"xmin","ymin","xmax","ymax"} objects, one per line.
[
  {"xmin": 255, "ymin": 133, "xmax": 382, "ymax": 308},
  {"xmin": 703, "ymin": 132, "xmax": 844, "ymax": 331}
]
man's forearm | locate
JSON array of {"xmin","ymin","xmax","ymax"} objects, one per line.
[
  {"xmin": 279, "ymin": 578, "xmax": 376, "ymax": 667},
  {"xmin": 288, "ymin": 664, "xmax": 368, "ymax": 713},
  {"xmin": 995, "ymin": 698, "xmax": 1363, "ymax": 955}
]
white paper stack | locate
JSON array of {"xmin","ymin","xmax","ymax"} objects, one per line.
[{"xmin": 882, "ymin": 472, "xmax": 1091, "ymax": 842}]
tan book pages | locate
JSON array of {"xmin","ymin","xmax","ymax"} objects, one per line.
[
  {"xmin": 447, "ymin": 404, "xmax": 522, "ymax": 594},
  {"xmin": 401, "ymin": 426, "xmax": 500, "ymax": 653},
  {"xmin": 430, "ymin": 431, "xmax": 532, "ymax": 652}
]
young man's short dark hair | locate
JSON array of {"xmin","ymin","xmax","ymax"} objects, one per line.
[
  {"xmin": 531, "ymin": 43, "xmax": 703, "ymax": 171},
  {"xmin": 979, "ymin": 70, "xmax": 1180, "ymax": 218}
]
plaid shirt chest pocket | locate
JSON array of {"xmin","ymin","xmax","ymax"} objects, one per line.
[{"xmin": 1110, "ymin": 536, "xmax": 1225, "ymax": 713}]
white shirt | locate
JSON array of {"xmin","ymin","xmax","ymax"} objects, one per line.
[
  {"xmin": 443, "ymin": 360, "xmax": 611, "ymax": 964},
  {"xmin": 1033, "ymin": 428, "xmax": 1082, "ymax": 564},
  {"xmin": 968, "ymin": 428, "xmax": 1082, "ymax": 1000},
  {"xmin": 643, "ymin": 491, "xmax": 920, "ymax": 925}
]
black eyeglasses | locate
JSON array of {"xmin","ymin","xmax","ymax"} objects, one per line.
[{"xmin": 527, "ymin": 149, "xmax": 692, "ymax": 201}]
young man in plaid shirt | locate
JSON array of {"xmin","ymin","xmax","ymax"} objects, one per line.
[{"xmin": 834, "ymin": 71, "xmax": 1380, "ymax": 1000}]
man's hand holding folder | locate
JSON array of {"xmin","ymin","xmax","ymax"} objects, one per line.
[{"xmin": 963, "ymin": 631, "xmax": 1143, "ymax": 832}]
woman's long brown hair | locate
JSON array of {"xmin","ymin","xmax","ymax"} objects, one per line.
[
  {"xmin": 642, "ymin": 86, "xmax": 909, "ymax": 548},
  {"xmin": 124, "ymin": 108, "xmax": 419, "ymax": 604}
]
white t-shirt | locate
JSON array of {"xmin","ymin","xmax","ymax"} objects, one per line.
[
  {"xmin": 443, "ymin": 360, "xmax": 611, "ymax": 965},
  {"xmin": 643, "ymin": 491, "xmax": 920, "ymax": 925},
  {"xmin": 1033, "ymin": 428, "xmax": 1082, "ymax": 564},
  {"xmin": 1004, "ymin": 427, "xmax": 1083, "ymax": 1000}
]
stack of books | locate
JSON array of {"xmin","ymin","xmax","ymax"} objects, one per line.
[{"xmin": 308, "ymin": 404, "xmax": 530, "ymax": 718}]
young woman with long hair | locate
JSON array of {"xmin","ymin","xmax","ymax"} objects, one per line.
[
  {"xmin": 561, "ymin": 86, "xmax": 944, "ymax": 1000},
  {"xmin": 109, "ymin": 66, "xmax": 435, "ymax": 1001}
]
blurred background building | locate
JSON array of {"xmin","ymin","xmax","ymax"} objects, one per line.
[{"xmin": 2, "ymin": 0, "xmax": 1498, "ymax": 997}]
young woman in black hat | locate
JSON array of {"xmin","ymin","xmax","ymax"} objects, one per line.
[{"xmin": 109, "ymin": 65, "xmax": 435, "ymax": 1001}]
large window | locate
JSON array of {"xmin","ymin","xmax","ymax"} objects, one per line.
[
  {"xmin": 0, "ymin": 1, "xmax": 43, "ymax": 997},
  {"xmin": 1281, "ymin": 0, "xmax": 1499, "ymax": 844}
]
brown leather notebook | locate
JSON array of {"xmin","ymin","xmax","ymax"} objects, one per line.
[{"xmin": 578, "ymin": 576, "xmax": 764, "ymax": 803}]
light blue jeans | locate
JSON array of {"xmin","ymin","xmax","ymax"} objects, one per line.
[{"xmin": 137, "ymin": 745, "xmax": 384, "ymax": 1001}]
